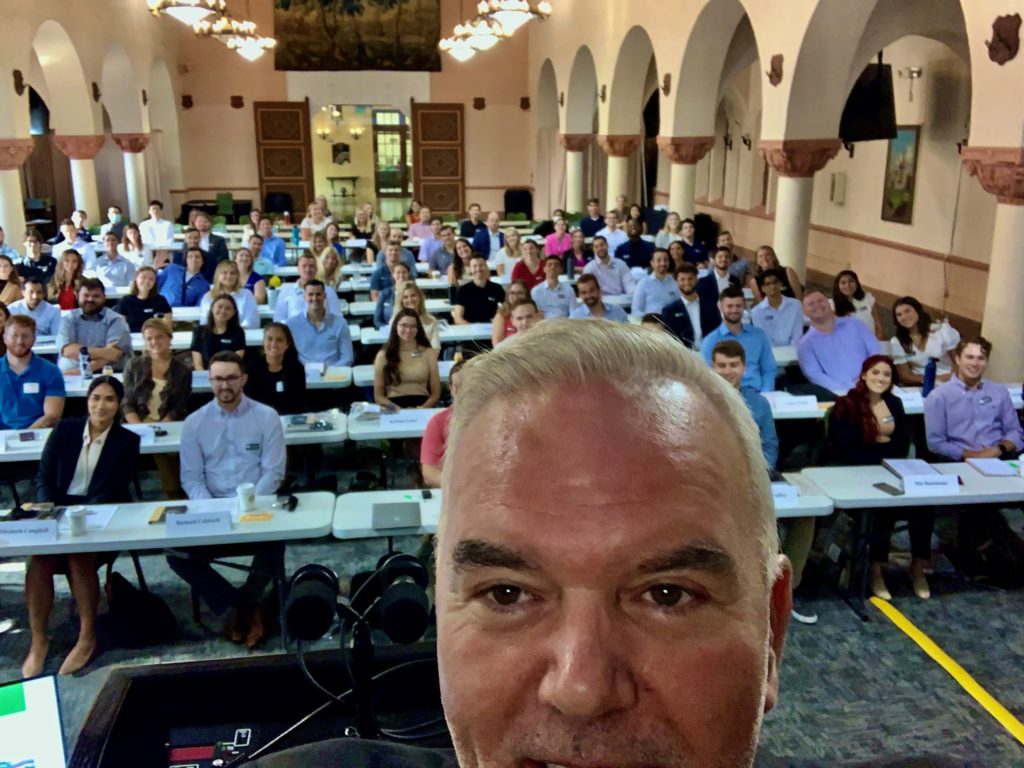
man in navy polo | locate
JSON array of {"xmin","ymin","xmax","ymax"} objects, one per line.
[{"xmin": 0, "ymin": 315, "xmax": 65, "ymax": 429}]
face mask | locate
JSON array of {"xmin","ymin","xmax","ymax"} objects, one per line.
[{"xmin": 109, "ymin": 213, "xmax": 121, "ymax": 224}]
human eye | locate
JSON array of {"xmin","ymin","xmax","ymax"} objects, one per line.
[
  {"xmin": 638, "ymin": 583, "xmax": 702, "ymax": 613},
  {"xmin": 475, "ymin": 583, "xmax": 535, "ymax": 614}
]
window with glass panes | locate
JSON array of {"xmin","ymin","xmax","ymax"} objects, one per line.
[{"xmin": 373, "ymin": 110, "xmax": 411, "ymax": 197}]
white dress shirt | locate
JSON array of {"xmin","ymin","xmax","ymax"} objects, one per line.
[
  {"xmin": 66, "ymin": 423, "xmax": 112, "ymax": 497},
  {"xmin": 139, "ymin": 218, "xmax": 176, "ymax": 247}
]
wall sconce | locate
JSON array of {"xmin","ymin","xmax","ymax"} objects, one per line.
[
  {"xmin": 349, "ymin": 125, "xmax": 365, "ymax": 141},
  {"xmin": 599, "ymin": 84, "xmax": 607, "ymax": 103},
  {"xmin": 741, "ymin": 134, "xmax": 752, "ymax": 150},
  {"xmin": 897, "ymin": 66, "xmax": 923, "ymax": 102},
  {"xmin": 723, "ymin": 131, "xmax": 733, "ymax": 151},
  {"xmin": 316, "ymin": 127, "xmax": 332, "ymax": 142},
  {"xmin": 661, "ymin": 73, "xmax": 671, "ymax": 97}
]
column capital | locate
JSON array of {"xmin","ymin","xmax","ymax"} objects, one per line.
[
  {"xmin": 53, "ymin": 134, "xmax": 106, "ymax": 160},
  {"xmin": 758, "ymin": 138, "xmax": 841, "ymax": 178},
  {"xmin": 962, "ymin": 146, "xmax": 1024, "ymax": 205},
  {"xmin": 559, "ymin": 133, "xmax": 594, "ymax": 152},
  {"xmin": 597, "ymin": 134, "xmax": 641, "ymax": 158},
  {"xmin": 111, "ymin": 133, "xmax": 151, "ymax": 154},
  {"xmin": 0, "ymin": 138, "xmax": 35, "ymax": 171},
  {"xmin": 657, "ymin": 135, "xmax": 714, "ymax": 164}
]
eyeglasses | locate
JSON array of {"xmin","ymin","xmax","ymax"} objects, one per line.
[{"xmin": 211, "ymin": 375, "xmax": 242, "ymax": 385}]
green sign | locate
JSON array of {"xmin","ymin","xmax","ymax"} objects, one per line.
[{"xmin": 0, "ymin": 681, "xmax": 27, "ymax": 718}]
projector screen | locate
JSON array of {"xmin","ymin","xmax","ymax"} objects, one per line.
[{"xmin": 0, "ymin": 675, "xmax": 67, "ymax": 768}]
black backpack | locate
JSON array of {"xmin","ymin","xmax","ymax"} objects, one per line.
[
  {"xmin": 953, "ymin": 509, "xmax": 1024, "ymax": 589},
  {"xmin": 103, "ymin": 570, "xmax": 180, "ymax": 648}
]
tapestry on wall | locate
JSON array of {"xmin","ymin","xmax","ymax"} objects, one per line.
[
  {"xmin": 880, "ymin": 125, "xmax": 920, "ymax": 225},
  {"xmin": 273, "ymin": 0, "xmax": 441, "ymax": 72}
]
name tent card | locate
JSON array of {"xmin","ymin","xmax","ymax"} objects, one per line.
[
  {"xmin": 773, "ymin": 395, "xmax": 818, "ymax": 413},
  {"xmin": 771, "ymin": 482, "xmax": 800, "ymax": 502},
  {"xmin": 902, "ymin": 474, "xmax": 960, "ymax": 496},
  {"xmin": 0, "ymin": 519, "xmax": 58, "ymax": 544},
  {"xmin": 166, "ymin": 510, "xmax": 234, "ymax": 536}
]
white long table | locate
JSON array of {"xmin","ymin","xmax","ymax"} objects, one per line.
[
  {"xmin": 348, "ymin": 299, "xmax": 451, "ymax": 317},
  {"xmin": 347, "ymin": 407, "xmax": 443, "ymax": 441},
  {"xmin": 332, "ymin": 485, "xmax": 833, "ymax": 541},
  {"xmin": 59, "ymin": 369, "xmax": 353, "ymax": 397},
  {"xmin": 33, "ymin": 329, "xmax": 267, "ymax": 356},
  {"xmin": 352, "ymin": 361, "xmax": 454, "ymax": 388},
  {"xmin": 359, "ymin": 323, "xmax": 492, "ymax": 346}
]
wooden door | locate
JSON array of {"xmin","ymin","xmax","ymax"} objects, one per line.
[
  {"xmin": 254, "ymin": 100, "xmax": 314, "ymax": 215},
  {"xmin": 411, "ymin": 103, "xmax": 464, "ymax": 216}
]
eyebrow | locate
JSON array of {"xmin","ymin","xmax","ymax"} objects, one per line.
[
  {"xmin": 452, "ymin": 539, "xmax": 539, "ymax": 573},
  {"xmin": 636, "ymin": 540, "xmax": 740, "ymax": 585}
]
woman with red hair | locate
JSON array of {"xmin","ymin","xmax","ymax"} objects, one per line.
[{"xmin": 830, "ymin": 354, "xmax": 933, "ymax": 600}]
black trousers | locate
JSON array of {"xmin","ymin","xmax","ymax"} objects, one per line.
[{"xmin": 869, "ymin": 507, "xmax": 934, "ymax": 563}]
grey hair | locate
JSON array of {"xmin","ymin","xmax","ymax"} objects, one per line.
[{"xmin": 442, "ymin": 318, "xmax": 779, "ymax": 583}]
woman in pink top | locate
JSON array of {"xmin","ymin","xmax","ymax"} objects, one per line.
[{"xmin": 543, "ymin": 217, "xmax": 571, "ymax": 258}]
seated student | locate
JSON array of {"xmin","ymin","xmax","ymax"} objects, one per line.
[
  {"xmin": 471, "ymin": 211, "xmax": 505, "ymax": 259},
  {"xmin": 373, "ymin": 230, "xmax": 418, "ymax": 274},
  {"xmin": 247, "ymin": 234, "xmax": 276, "ymax": 277},
  {"xmin": 447, "ymin": 238, "xmax": 475, "ymax": 291},
  {"xmin": 833, "ymin": 269, "xmax": 882, "ymax": 339},
  {"xmin": 453, "ymin": 254, "xmax": 505, "ymax": 325},
  {"xmin": 139, "ymin": 199, "xmax": 176, "ymax": 247},
  {"xmin": 191, "ymin": 294, "xmax": 246, "ymax": 371},
  {"xmin": 577, "ymin": 197, "xmax": 605, "ymax": 238},
  {"xmin": 458, "ymin": 202, "xmax": 486, "ymax": 238},
  {"xmin": 257, "ymin": 216, "xmax": 287, "ymax": 267},
  {"xmin": 701, "ymin": 286, "xmax": 776, "ymax": 392},
  {"xmin": 507, "ymin": 297, "xmax": 541, "ymax": 338},
  {"xmin": 717, "ymin": 230, "xmax": 750, "ymax": 283},
  {"xmin": 654, "ymin": 211, "xmax": 683, "ymax": 249},
  {"xmin": 91, "ymin": 232, "xmax": 136, "ymax": 290},
  {"xmin": 373, "ymin": 262, "xmax": 412, "ymax": 330},
  {"xmin": 55, "ymin": 279, "xmax": 133, "ymax": 374},
  {"xmin": 324, "ymin": 221, "xmax": 346, "ymax": 261},
  {"xmin": 273, "ymin": 252, "xmax": 342, "ymax": 321},
  {"xmin": 115, "ymin": 266, "xmax": 173, "ymax": 332},
  {"xmin": 530, "ymin": 256, "xmax": 576, "ymax": 318},
  {"xmin": 925, "ymin": 336, "xmax": 1023, "ymax": 462},
  {"xmin": 24, "ymin": 376, "xmax": 140, "ymax": 677},
  {"xmin": 407, "ymin": 204, "xmax": 434, "ymax": 239},
  {"xmin": 710, "ymin": 340, "xmax": 778, "ymax": 470},
  {"xmin": 192, "ymin": 212, "xmax": 229, "ymax": 281},
  {"xmin": 570, "ymin": 273, "xmax": 628, "ymax": 323},
  {"xmin": 390, "ymin": 280, "xmax": 440, "ymax": 349},
  {"xmin": 562, "ymin": 228, "xmax": 592, "ymax": 276},
  {"xmin": 510, "ymin": 239, "xmax": 545, "ymax": 290},
  {"xmin": 158, "ymin": 246, "xmax": 211, "ymax": 308},
  {"xmin": 631, "ymin": 248, "xmax": 681, "ymax": 316},
  {"xmin": 234, "ymin": 246, "xmax": 268, "ymax": 305},
  {"xmin": 9, "ymin": 277, "xmax": 62, "ymax": 337},
  {"xmin": 0, "ymin": 254, "xmax": 23, "ymax": 305},
  {"xmin": 99, "ymin": 204, "xmax": 126, "ymax": 240},
  {"xmin": 16, "ymin": 228, "xmax": 57, "ymax": 286},
  {"xmin": 660, "ymin": 263, "xmax": 721, "ymax": 349},
  {"xmin": 747, "ymin": 245, "xmax": 803, "ymax": 302},
  {"xmin": 287, "ymin": 280, "xmax": 354, "ymax": 367},
  {"xmin": 51, "ymin": 219, "xmax": 92, "ymax": 263},
  {"xmin": 428, "ymin": 225, "xmax": 458, "ymax": 277},
  {"xmin": 891, "ymin": 296, "xmax": 960, "ymax": 386},
  {"xmin": 679, "ymin": 217, "xmax": 709, "ymax": 266},
  {"xmin": 831, "ymin": 355, "xmax": 932, "ymax": 600},
  {"xmin": 0, "ymin": 224, "xmax": 18, "ymax": 259},
  {"xmin": 416, "ymin": 216, "xmax": 444, "ymax": 265},
  {"xmin": 595, "ymin": 209, "xmax": 628, "ymax": 254},
  {"xmin": 316, "ymin": 244, "xmax": 343, "ymax": 291},
  {"xmin": 370, "ymin": 243, "xmax": 411, "ymax": 302},
  {"xmin": 582, "ymin": 235, "xmax": 634, "ymax": 297},
  {"xmin": 0, "ymin": 315, "xmax": 65, "ymax": 429},
  {"xmin": 696, "ymin": 246, "xmax": 740, "ymax": 307},
  {"xmin": 173, "ymin": 352, "xmax": 286, "ymax": 648},
  {"xmin": 118, "ymin": 223, "xmax": 146, "ymax": 266},
  {"xmin": 491, "ymin": 279, "xmax": 529, "ymax": 346},
  {"xmin": 49, "ymin": 248, "xmax": 85, "ymax": 310},
  {"xmin": 750, "ymin": 267, "xmax": 804, "ymax": 347},
  {"xmin": 373, "ymin": 308, "xmax": 441, "ymax": 409},
  {"xmin": 614, "ymin": 219, "xmax": 654, "ymax": 270},
  {"xmin": 797, "ymin": 290, "xmax": 880, "ymax": 395},
  {"xmin": 543, "ymin": 217, "xmax": 571, "ymax": 258},
  {"xmin": 244, "ymin": 322, "xmax": 308, "ymax": 415},
  {"xmin": 420, "ymin": 359, "xmax": 466, "ymax": 488},
  {"xmin": 199, "ymin": 261, "xmax": 260, "ymax": 329},
  {"xmin": 122, "ymin": 318, "xmax": 192, "ymax": 497},
  {"xmin": 493, "ymin": 228, "xmax": 521, "ymax": 278}
]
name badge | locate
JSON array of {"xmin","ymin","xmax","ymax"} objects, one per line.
[
  {"xmin": 144, "ymin": 308, "xmax": 154, "ymax": 314},
  {"xmin": 245, "ymin": 442, "xmax": 260, "ymax": 452},
  {"xmin": 221, "ymin": 338, "xmax": 233, "ymax": 344},
  {"xmin": 979, "ymin": 396, "xmax": 992, "ymax": 405},
  {"xmin": 275, "ymin": 380, "xmax": 284, "ymax": 393},
  {"xmin": 23, "ymin": 382, "xmax": 40, "ymax": 394},
  {"xmin": 764, "ymin": 313, "xmax": 775, "ymax": 321},
  {"xmin": 327, "ymin": 335, "xmax": 338, "ymax": 342}
]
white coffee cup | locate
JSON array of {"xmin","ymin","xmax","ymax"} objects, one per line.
[
  {"xmin": 236, "ymin": 483, "xmax": 256, "ymax": 513},
  {"xmin": 67, "ymin": 506, "xmax": 88, "ymax": 537}
]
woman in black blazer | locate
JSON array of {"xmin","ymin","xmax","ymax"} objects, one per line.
[
  {"xmin": 830, "ymin": 355, "xmax": 933, "ymax": 601},
  {"xmin": 23, "ymin": 376, "xmax": 140, "ymax": 679}
]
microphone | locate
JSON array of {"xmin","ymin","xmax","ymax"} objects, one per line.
[{"xmin": 284, "ymin": 564, "xmax": 339, "ymax": 642}]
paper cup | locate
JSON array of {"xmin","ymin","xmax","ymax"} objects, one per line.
[
  {"xmin": 236, "ymin": 483, "xmax": 256, "ymax": 513},
  {"xmin": 67, "ymin": 506, "xmax": 88, "ymax": 537}
]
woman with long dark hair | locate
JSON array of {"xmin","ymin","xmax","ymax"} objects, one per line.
[
  {"xmin": 891, "ymin": 296, "xmax": 960, "ymax": 386},
  {"xmin": 244, "ymin": 322, "xmax": 307, "ymax": 415},
  {"xmin": 833, "ymin": 269, "xmax": 882, "ymax": 339},
  {"xmin": 372, "ymin": 308, "xmax": 441, "ymax": 409},
  {"xmin": 191, "ymin": 294, "xmax": 245, "ymax": 370},
  {"xmin": 830, "ymin": 354, "xmax": 933, "ymax": 599},
  {"xmin": 0, "ymin": 254, "xmax": 23, "ymax": 305}
]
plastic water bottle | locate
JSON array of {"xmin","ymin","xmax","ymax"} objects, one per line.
[
  {"xmin": 80, "ymin": 348, "xmax": 93, "ymax": 380},
  {"xmin": 283, "ymin": 211, "xmax": 291, "ymax": 226},
  {"xmin": 291, "ymin": 224, "xmax": 300, "ymax": 245},
  {"xmin": 922, "ymin": 357, "xmax": 938, "ymax": 397}
]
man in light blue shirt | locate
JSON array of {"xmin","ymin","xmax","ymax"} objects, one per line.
[
  {"xmin": 750, "ymin": 267, "xmax": 804, "ymax": 347},
  {"xmin": 428, "ymin": 226, "xmax": 457, "ymax": 276},
  {"xmin": 92, "ymin": 232, "xmax": 137, "ymax": 289},
  {"xmin": 632, "ymin": 248, "xmax": 681, "ymax": 316},
  {"xmin": 700, "ymin": 285, "xmax": 776, "ymax": 392},
  {"xmin": 710, "ymin": 339, "xmax": 778, "ymax": 469},
  {"xmin": 582, "ymin": 236, "xmax": 634, "ymax": 297},
  {"xmin": 797, "ymin": 290, "xmax": 880, "ymax": 394},
  {"xmin": 55, "ymin": 279, "xmax": 133, "ymax": 373},
  {"xmin": 258, "ymin": 216, "xmax": 287, "ymax": 267},
  {"xmin": 171, "ymin": 351, "xmax": 287, "ymax": 646},
  {"xmin": 274, "ymin": 253, "xmax": 342, "ymax": 321},
  {"xmin": 570, "ymin": 274, "xmax": 629, "ymax": 323},
  {"xmin": 8, "ymin": 277, "xmax": 62, "ymax": 337},
  {"xmin": 287, "ymin": 280, "xmax": 354, "ymax": 367},
  {"xmin": 530, "ymin": 256, "xmax": 576, "ymax": 318}
]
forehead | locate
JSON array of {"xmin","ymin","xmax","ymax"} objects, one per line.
[{"xmin": 210, "ymin": 361, "xmax": 241, "ymax": 376}]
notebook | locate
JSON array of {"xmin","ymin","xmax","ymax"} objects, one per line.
[{"xmin": 0, "ymin": 675, "xmax": 67, "ymax": 768}]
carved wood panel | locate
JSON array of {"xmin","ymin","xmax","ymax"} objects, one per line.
[
  {"xmin": 412, "ymin": 103, "xmax": 464, "ymax": 216},
  {"xmin": 254, "ymin": 101, "xmax": 314, "ymax": 214}
]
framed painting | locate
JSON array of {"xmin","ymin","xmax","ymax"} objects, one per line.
[
  {"xmin": 881, "ymin": 125, "xmax": 921, "ymax": 225},
  {"xmin": 273, "ymin": 0, "xmax": 441, "ymax": 72}
]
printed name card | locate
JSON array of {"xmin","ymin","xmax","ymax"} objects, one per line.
[
  {"xmin": 902, "ymin": 474, "xmax": 959, "ymax": 496},
  {"xmin": 304, "ymin": 363, "xmax": 325, "ymax": 381},
  {"xmin": 770, "ymin": 482, "xmax": 800, "ymax": 503},
  {"xmin": 380, "ymin": 410, "xmax": 433, "ymax": 429},
  {"xmin": 166, "ymin": 510, "xmax": 234, "ymax": 536},
  {"xmin": 773, "ymin": 395, "xmax": 818, "ymax": 413},
  {"xmin": 0, "ymin": 519, "xmax": 59, "ymax": 544}
]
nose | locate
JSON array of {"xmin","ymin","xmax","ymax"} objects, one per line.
[{"xmin": 537, "ymin": 596, "xmax": 637, "ymax": 719}]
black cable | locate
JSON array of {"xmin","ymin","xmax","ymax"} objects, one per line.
[{"xmin": 297, "ymin": 639, "xmax": 352, "ymax": 704}]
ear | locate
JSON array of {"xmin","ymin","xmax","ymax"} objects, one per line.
[{"xmin": 763, "ymin": 553, "xmax": 793, "ymax": 713}]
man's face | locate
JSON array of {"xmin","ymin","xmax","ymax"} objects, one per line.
[
  {"xmin": 510, "ymin": 303, "xmax": 539, "ymax": 333},
  {"xmin": 298, "ymin": 257, "xmax": 317, "ymax": 282},
  {"xmin": 304, "ymin": 284, "xmax": 326, "ymax": 314},
  {"xmin": 185, "ymin": 230, "xmax": 201, "ymax": 248},
  {"xmin": 25, "ymin": 237, "xmax": 41, "ymax": 256},
  {"xmin": 195, "ymin": 215, "xmax": 211, "ymax": 233},
  {"xmin": 430, "ymin": 219, "xmax": 442, "ymax": 236},
  {"xmin": 469, "ymin": 204, "xmax": 482, "ymax": 221},
  {"xmin": 605, "ymin": 212, "xmax": 619, "ymax": 230},
  {"xmin": 571, "ymin": 231, "xmax": 585, "ymax": 250},
  {"xmin": 761, "ymin": 275, "xmax": 782, "ymax": 300},
  {"xmin": 186, "ymin": 251, "xmax": 205, "ymax": 275},
  {"xmin": 682, "ymin": 221, "xmax": 695, "ymax": 239},
  {"xmin": 578, "ymin": 280, "xmax": 601, "ymax": 307},
  {"xmin": 676, "ymin": 271, "xmax": 697, "ymax": 296},
  {"xmin": 713, "ymin": 250, "xmax": 731, "ymax": 272},
  {"xmin": 956, "ymin": 344, "xmax": 989, "ymax": 381},
  {"xmin": 248, "ymin": 236, "xmax": 263, "ymax": 255},
  {"xmin": 259, "ymin": 220, "xmax": 273, "ymax": 238},
  {"xmin": 148, "ymin": 204, "xmax": 162, "ymax": 220},
  {"xmin": 469, "ymin": 258, "xmax": 490, "ymax": 282},
  {"xmin": 802, "ymin": 292, "xmax": 832, "ymax": 324},
  {"xmin": 626, "ymin": 220, "xmax": 641, "ymax": 239},
  {"xmin": 437, "ymin": 382, "xmax": 788, "ymax": 768},
  {"xmin": 487, "ymin": 212, "xmax": 500, "ymax": 231},
  {"xmin": 717, "ymin": 232, "xmax": 733, "ymax": 249},
  {"xmin": 104, "ymin": 234, "xmax": 119, "ymax": 254},
  {"xmin": 587, "ymin": 201, "xmax": 599, "ymax": 216},
  {"xmin": 72, "ymin": 211, "xmax": 86, "ymax": 229},
  {"xmin": 24, "ymin": 283, "xmax": 45, "ymax": 310},
  {"xmin": 385, "ymin": 245, "xmax": 402, "ymax": 269},
  {"xmin": 720, "ymin": 296, "xmax": 745, "ymax": 325},
  {"xmin": 616, "ymin": 194, "xmax": 627, "ymax": 208},
  {"xmin": 543, "ymin": 258, "xmax": 561, "ymax": 281},
  {"xmin": 713, "ymin": 354, "xmax": 746, "ymax": 389},
  {"xmin": 62, "ymin": 225, "xmax": 77, "ymax": 243},
  {"xmin": 593, "ymin": 239, "xmax": 608, "ymax": 260},
  {"xmin": 4, "ymin": 323, "xmax": 34, "ymax": 358},
  {"xmin": 420, "ymin": 207, "xmax": 431, "ymax": 223},
  {"xmin": 442, "ymin": 228, "xmax": 456, "ymax": 248},
  {"xmin": 392, "ymin": 266, "xmax": 411, "ymax": 285},
  {"xmin": 78, "ymin": 287, "xmax": 106, "ymax": 315},
  {"xmin": 652, "ymin": 251, "xmax": 669, "ymax": 276},
  {"xmin": 209, "ymin": 361, "xmax": 245, "ymax": 407}
]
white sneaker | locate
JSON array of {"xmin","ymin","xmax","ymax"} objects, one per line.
[{"xmin": 790, "ymin": 606, "xmax": 818, "ymax": 625}]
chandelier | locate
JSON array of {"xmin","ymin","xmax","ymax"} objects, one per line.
[
  {"xmin": 189, "ymin": 6, "xmax": 276, "ymax": 61},
  {"xmin": 476, "ymin": 0, "xmax": 552, "ymax": 35},
  {"xmin": 148, "ymin": 0, "xmax": 225, "ymax": 26},
  {"xmin": 439, "ymin": 32, "xmax": 478, "ymax": 63},
  {"xmin": 224, "ymin": 30, "xmax": 277, "ymax": 61}
]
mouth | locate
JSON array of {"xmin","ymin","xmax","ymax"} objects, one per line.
[{"xmin": 521, "ymin": 761, "xmax": 643, "ymax": 768}]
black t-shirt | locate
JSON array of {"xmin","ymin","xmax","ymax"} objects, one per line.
[
  {"xmin": 454, "ymin": 280, "xmax": 505, "ymax": 323},
  {"xmin": 115, "ymin": 294, "xmax": 173, "ymax": 332},
  {"xmin": 244, "ymin": 355, "xmax": 307, "ymax": 415},
  {"xmin": 19, "ymin": 255, "xmax": 57, "ymax": 285},
  {"xmin": 459, "ymin": 219, "xmax": 486, "ymax": 238},
  {"xmin": 190, "ymin": 325, "xmax": 245, "ymax": 366}
]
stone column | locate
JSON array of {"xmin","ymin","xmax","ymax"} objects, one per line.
[
  {"xmin": 112, "ymin": 133, "xmax": 151, "ymax": 222},
  {"xmin": 560, "ymin": 133, "xmax": 593, "ymax": 214},
  {"xmin": 657, "ymin": 136, "xmax": 715, "ymax": 217},
  {"xmin": 962, "ymin": 146, "xmax": 1024, "ymax": 381},
  {"xmin": 0, "ymin": 138, "xmax": 36, "ymax": 244},
  {"xmin": 759, "ymin": 139, "xmax": 841, "ymax": 281},
  {"xmin": 598, "ymin": 135, "xmax": 641, "ymax": 205},
  {"xmin": 53, "ymin": 135, "xmax": 106, "ymax": 218}
]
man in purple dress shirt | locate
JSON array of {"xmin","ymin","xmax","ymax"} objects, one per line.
[
  {"xmin": 797, "ymin": 290, "xmax": 880, "ymax": 394},
  {"xmin": 925, "ymin": 336, "xmax": 1023, "ymax": 461}
]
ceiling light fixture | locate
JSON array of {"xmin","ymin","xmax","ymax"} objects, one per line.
[
  {"xmin": 148, "ymin": 0, "xmax": 226, "ymax": 27},
  {"xmin": 476, "ymin": 0, "xmax": 551, "ymax": 35}
]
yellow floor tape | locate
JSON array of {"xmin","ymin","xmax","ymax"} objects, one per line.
[{"xmin": 870, "ymin": 597, "xmax": 1024, "ymax": 747}]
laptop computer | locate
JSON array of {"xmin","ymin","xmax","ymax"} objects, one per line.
[
  {"xmin": 371, "ymin": 501, "xmax": 422, "ymax": 530},
  {"xmin": 0, "ymin": 674, "xmax": 67, "ymax": 768}
]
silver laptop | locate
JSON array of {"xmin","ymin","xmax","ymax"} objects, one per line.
[{"xmin": 372, "ymin": 501, "xmax": 422, "ymax": 530}]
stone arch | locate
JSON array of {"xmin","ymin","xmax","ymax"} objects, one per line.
[
  {"xmin": 101, "ymin": 43, "xmax": 144, "ymax": 133},
  {"xmin": 148, "ymin": 57, "xmax": 184, "ymax": 199},
  {"xmin": 605, "ymin": 25, "xmax": 656, "ymax": 136},
  {"xmin": 564, "ymin": 45, "xmax": 598, "ymax": 135},
  {"xmin": 30, "ymin": 20, "xmax": 96, "ymax": 135},
  {"xmin": 534, "ymin": 58, "xmax": 562, "ymax": 216},
  {"xmin": 536, "ymin": 59, "xmax": 559, "ymax": 132}
]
